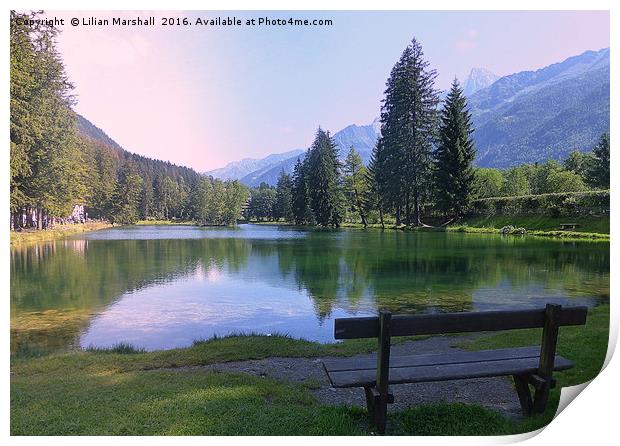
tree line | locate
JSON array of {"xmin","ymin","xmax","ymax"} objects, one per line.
[
  {"xmin": 10, "ymin": 11, "xmax": 249, "ymax": 229},
  {"xmin": 244, "ymin": 39, "xmax": 610, "ymax": 227}
]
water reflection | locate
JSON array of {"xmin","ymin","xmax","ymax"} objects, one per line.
[{"xmin": 10, "ymin": 225, "xmax": 609, "ymax": 351}]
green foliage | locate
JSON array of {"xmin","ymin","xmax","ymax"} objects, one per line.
[
  {"xmin": 501, "ymin": 166, "xmax": 530, "ymax": 196},
  {"xmin": 110, "ymin": 161, "xmax": 143, "ymax": 225},
  {"xmin": 246, "ymin": 183, "xmax": 277, "ymax": 221},
  {"xmin": 470, "ymin": 190, "xmax": 609, "ymax": 218},
  {"xmin": 564, "ymin": 150, "xmax": 594, "ymax": 179},
  {"xmin": 193, "ymin": 177, "xmax": 248, "ymax": 226},
  {"xmin": 545, "ymin": 170, "xmax": 587, "ymax": 193},
  {"xmin": 343, "ymin": 147, "xmax": 369, "ymax": 225},
  {"xmin": 434, "ymin": 79, "xmax": 476, "ymax": 217},
  {"xmin": 588, "ymin": 133, "xmax": 610, "ymax": 189},
  {"xmin": 274, "ymin": 171, "xmax": 294, "ymax": 221},
  {"xmin": 10, "ymin": 11, "xmax": 87, "ymax": 227},
  {"xmin": 473, "ymin": 168, "xmax": 504, "ymax": 198}
]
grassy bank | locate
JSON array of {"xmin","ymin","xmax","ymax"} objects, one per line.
[
  {"xmin": 456, "ymin": 215, "xmax": 609, "ymax": 234},
  {"xmin": 10, "ymin": 221, "xmax": 112, "ymax": 246},
  {"xmin": 341, "ymin": 215, "xmax": 610, "ymax": 240},
  {"xmin": 11, "ymin": 305, "xmax": 608, "ymax": 435}
]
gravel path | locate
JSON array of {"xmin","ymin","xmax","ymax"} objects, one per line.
[{"xmin": 178, "ymin": 335, "xmax": 525, "ymax": 420}]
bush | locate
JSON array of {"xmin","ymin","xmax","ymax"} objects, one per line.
[{"xmin": 469, "ymin": 191, "xmax": 609, "ymax": 218}]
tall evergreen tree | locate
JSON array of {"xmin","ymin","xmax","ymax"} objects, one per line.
[
  {"xmin": 588, "ymin": 133, "xmax": 610, "ymax": 189},
  {"xmin": 434, "ymin": 79, "xmax": 476, "ymax": 218},
  {"xmin": 378, "ymin": 37, "xmax": 439, "ymax": 225},
  {"xmin": 343, "ymin": 146, "xmax": 369, "ymax": 226},
  {"xmin": 274, "ymin": 170, "xmax": 294, "ymax": 222},
  {"xmin": 291, "ymin": 157, "xmax": 313, "ymax": 225},
  {"xmin": 111, "ymin": 160, "xmax": 143, "ymax": 224},
  {"xmin": 306, "ymin": 128, "xmax": 343, "ymax": 227}
]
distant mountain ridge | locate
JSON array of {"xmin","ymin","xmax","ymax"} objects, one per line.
[
  {"xmin": 469, "ymin": 47, "xmax": 609, "ymax": 167},
  {"xmin": 463, "ymin": 67, "xmax": 499, "ymax": 96},
  {"xmin": 205, "ymin": 47, "xmax": 610, "ymax": 185}
]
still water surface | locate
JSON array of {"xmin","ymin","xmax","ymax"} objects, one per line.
[{"xmin": 10, "ymin": 224, "xmax": 609, "ymax": 351}]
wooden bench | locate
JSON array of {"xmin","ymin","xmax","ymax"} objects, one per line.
[
  {"xmin": 560, "ymin": 223, "xmax": 579, "ymax": 230},
  {"xmin": 322, "ymin": 304, "xmax": 587, "ymax": 433}
]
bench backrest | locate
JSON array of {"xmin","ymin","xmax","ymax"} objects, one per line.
[{"xmin": 334, "ymin": 305, "xmax": 588, "ymax": 339}]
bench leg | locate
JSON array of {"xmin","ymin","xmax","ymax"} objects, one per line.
[
  {"xmin": 513, "ymin": 374, "xmax": 533, "ymax": 415},
  {"xmin": 364, "ymin": 386, "xmax": 393, "ymax": 434},
  {"xmin": 533, "ymin": 379, "xmax": 553, "ymax": 413},
  {"xmin": 363, "ymin": 386, "xmax": 375, "ymax": 419}
]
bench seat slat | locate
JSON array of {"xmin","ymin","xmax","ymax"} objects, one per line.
[
  {"xmin": 323, "ymin": 346, "xmax": 541, "ymax": 373},
  {"xmin": 326, "ymin": 355, "xmax": 573, "ymax": 388}
]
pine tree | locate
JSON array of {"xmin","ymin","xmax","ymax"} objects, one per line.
[
  {"xmin": 343, "ymin": 146, "xmax": 369, "ymax": 226},
  {"xmin": 365, "ymin": 144, "xmax": 385, "ymax": 228},
  {"xmin": 434, "ymin": 79, "xmax": 476, "ymax": 218},
  {"xmin": 306, "ymin": 128, "xmax": 343, "ymax": 227},
  {"xmin": 291, "ymin": 157, "xmax": 313, "ymax": 225},
  {"xmin": 274, "ymin": 170, "xmax": 294, "ymax": 222},
  {"xmin": 588, "ymin": 133, "xmax": 610, "ymax": 189},
  {"xmin": 378, "ymin": 37, "xmax": 439, "ymax": 225},
  {"xmin": 111, "ymin": 160, "xmax": 143, "ymax": 224}
]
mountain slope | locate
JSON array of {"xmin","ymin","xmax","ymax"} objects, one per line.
[
  {"xmin": 469, "ymin": 48, "xmax": 610, "ymax": 167},
  {"xmin": 239, "ymin": 119, "xmax": 381, "ymax": 187},
  {"xmin": 463, "ymin": 68, "xmax": 499, "ymax": 96},
  {"xmin": 204, "ymin": 149, "xmax": 304, "ymax": 180}
]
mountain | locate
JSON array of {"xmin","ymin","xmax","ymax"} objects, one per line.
[
  {"xmin": 469, "ymin": 47, "xmax": 610, "ymax": 167},
  {"xmin": 463, "ymin": 68, "xmax": 499, "ymax": 96},
  {"xmin": 238, "ymin": 119, "xmax": 381, "ymax": 187},
  {"xmin": 204, "ymin": 149, "xmax": 304, "ymax": 181},
  {"xmin": 77, "ymin": 114, "xmax": 201, "ymax": 184}
]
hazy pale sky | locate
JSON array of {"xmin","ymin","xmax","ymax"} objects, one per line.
[{"xmin": 49, "ymin": 10, "xmax": 609, "ymax": 171}]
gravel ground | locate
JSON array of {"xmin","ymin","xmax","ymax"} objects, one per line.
[{"xmin": 178, "ymin": 335, "xmax": 525, "ymax": 420}]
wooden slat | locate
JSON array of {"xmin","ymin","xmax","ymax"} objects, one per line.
[
  {"xmin": 323, "ymin": 346, "xmax": 541, "ymax": 373},
  {"xmin": 334, "ymin": 306, "xmax": 588, "ymax": 339},
  {"xmin": 327, "ymin": 355, "xmax": 573, "ymax": 388}
]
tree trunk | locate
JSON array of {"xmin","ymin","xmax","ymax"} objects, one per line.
[{"xmin": 379, "ymin": 208, "xmax": 385, "ymax": 229}]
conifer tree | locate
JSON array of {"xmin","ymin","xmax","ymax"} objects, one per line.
[
  {"xmin": 434, "ymin": 79, "xmax": 477, "ymax": 218},
  {"xmin": 377, "ymin": 37, "xmax": 439, "ymax": 225},
  {"xmin": 111, "ymin": 160, "xmax": 143, "ymax": 224},
  {"xmin": 306, "ymin": 128, "xmax": 343, "ymax": 227},
  {"xmin": 343, "ymin": 146, "xmax": 368, "ymax": 226},
  {"xmin": 588, "ymin": 133, "xmax": 610, "ymax": 189},
  {"xmin": 274, "ymin": 171, "xmax": 294, "ymax": 222},
  {"xmin": 291, "ymin": 157, "xmax": 313, "ymax": 225}
]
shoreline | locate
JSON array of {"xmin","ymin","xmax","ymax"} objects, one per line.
[
  {"xmin": 10, "ymin": 221, "xmax": 113, "ymax": 246},
  {"xmin": 249, "ymin": 220, "xmax": 610, "ymax": 241}
]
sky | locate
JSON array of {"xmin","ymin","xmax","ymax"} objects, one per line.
[{"xmin": 47, "ymin": 10, "xmax": 609, "ymax": 171}]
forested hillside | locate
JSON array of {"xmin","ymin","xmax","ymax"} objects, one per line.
[
  {"xmin": 469, "ymin": 48, "xmax": 610, "ymax": 167},
  {"xmin": 10, "ymin": 11, "xmax": 248, "ymax": 229}
]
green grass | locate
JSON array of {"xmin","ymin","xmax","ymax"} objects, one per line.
[
  {"xmin": 10, "ymin": 222, "xmax": 112, "ymax": 245},
  {"xmin": 457, "ymin": 215, "xmax": 609, "ymax": 234},
  {"xmin": 11, "ymin": 306, "xmax": 609, "ymax": 435}
]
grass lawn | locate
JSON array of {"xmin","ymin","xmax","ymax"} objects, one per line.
[
  {"xmin": 453, "ymin": 215, "xmax": 609, "ymax": 237},
  {"xmin": 10, "ymin": 221, "xmax": 112, "ymax": 245},
  {"xmin": 11, "ymin": 305, "xmax": 609, "ymax": 435}
]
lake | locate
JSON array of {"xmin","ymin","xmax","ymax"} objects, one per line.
[{"xmin": 10, "ymin": 224, "xmax": 609, "ymax": 352}]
